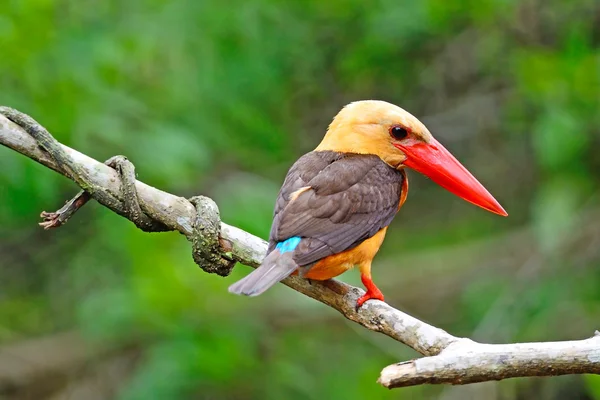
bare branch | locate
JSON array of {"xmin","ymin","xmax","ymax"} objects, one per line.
[
  {"xmin": 379, "ymin": 335, "xmax": 600, "ymax": 388},
  {"xmin": 1, "ymin": 108, "xmax": 599, "ymax": 388}
]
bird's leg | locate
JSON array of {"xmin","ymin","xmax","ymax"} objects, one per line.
[{"xmin": 356, "ymin": 261, "xmax": 384, "ymax": 311}]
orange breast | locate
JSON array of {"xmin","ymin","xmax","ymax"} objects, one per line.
[
  {"xmin": 398, "ymin": 169, "xmax": 409, "ymax": 210},
  {"xmin": 301, "ymin": 227, "xmax": 388, "ymax": 280}
]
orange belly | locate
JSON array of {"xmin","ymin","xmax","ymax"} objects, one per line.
[{"xmin": 300, "ymin": 227, "xmax": 388, "ymax": 280}]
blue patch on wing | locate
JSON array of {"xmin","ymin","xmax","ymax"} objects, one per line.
[{"xmin": 276, "ymin": 236, "xmax": 301, "ymax": 254}]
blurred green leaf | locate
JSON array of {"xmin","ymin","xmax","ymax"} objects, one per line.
[
  {"xmin": 585, "ymin": 374, "xmax": 600, "ymax": 400},
  {"xmin": 531, "ymin": 176, "xmax": 583, "ymax": 253},
  {"xmin": 532, "ymin": 108, "xmax": 588, "ymax": 171}
]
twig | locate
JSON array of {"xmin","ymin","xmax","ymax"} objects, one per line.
[
  {"xmin": 39, "ymin": 190, "xmax": 91, "ymax": 229},
  {"xmin": 1, "ymin": 107, "xmax": 599, "ymax": 388}
]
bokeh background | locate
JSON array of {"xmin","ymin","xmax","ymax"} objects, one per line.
[{"xmin": 1, "ymin": 0, "xmax": 599, "ymax": 399}]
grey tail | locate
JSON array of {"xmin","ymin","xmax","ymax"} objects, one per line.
[{"xmin": 228, "ymin": 250, "xmax": 298, "ymax": 297}]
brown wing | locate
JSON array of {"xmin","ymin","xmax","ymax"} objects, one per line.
[{"xmin": 268, "ymin": 151, "xmax": 405, "ymax": 266}]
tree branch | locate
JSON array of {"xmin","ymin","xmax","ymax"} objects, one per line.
[
  {"xmin": 1, "ymin": 108, "xmax": 599, "ymax": 388},
  {"xmin": 379, "ymin": 333, "xmax": 600, "ymax": 388}
]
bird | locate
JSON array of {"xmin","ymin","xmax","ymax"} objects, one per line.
[{"xmin": 228, "ymin": 100, "xmax": 507, "ymax": 309}]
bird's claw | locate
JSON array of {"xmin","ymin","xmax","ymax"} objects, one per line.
[
  {"xmin": 355, "ymin": 273, "xmax": 385, "ymax": 312},
  {"xmin": 354, "ymin": 290, "xmax": 385, "ymax": 312}
]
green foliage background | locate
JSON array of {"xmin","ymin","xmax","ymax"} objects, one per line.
[{"xmin": 0, "ymin": 0, "xmax": 599, "ymax": 398}]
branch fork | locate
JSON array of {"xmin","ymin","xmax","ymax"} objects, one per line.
[{"xmin": 1, "ymin": 106, "xmax": 599, "ymax": 388}]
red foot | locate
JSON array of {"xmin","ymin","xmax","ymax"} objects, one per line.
[{"xmin": 356, "ymin": 274, "xmax": 385, "ymax": 311}]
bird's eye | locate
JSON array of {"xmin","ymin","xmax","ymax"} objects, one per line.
[{"xmin": 389, "ymin": 125, "xmax": 409, "ymax": 140}]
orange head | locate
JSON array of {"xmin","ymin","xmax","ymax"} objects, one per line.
[{"xmin": 315, "ymin": 100, "xmax": 507, "ymax": 216}]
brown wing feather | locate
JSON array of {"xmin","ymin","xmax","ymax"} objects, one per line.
[{"xmin": 268, "ymin": 151, "xmax": 405, "ymax": 266}]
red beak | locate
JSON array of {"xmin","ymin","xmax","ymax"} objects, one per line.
[{"xmin": 394, "ymin": 138, "xmax": 508, "ymax": 216}]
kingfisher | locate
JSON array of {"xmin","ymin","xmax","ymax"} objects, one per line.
[{"xmin": 229, "ymin": 100, "xmax": 507, "ymax": 309}]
